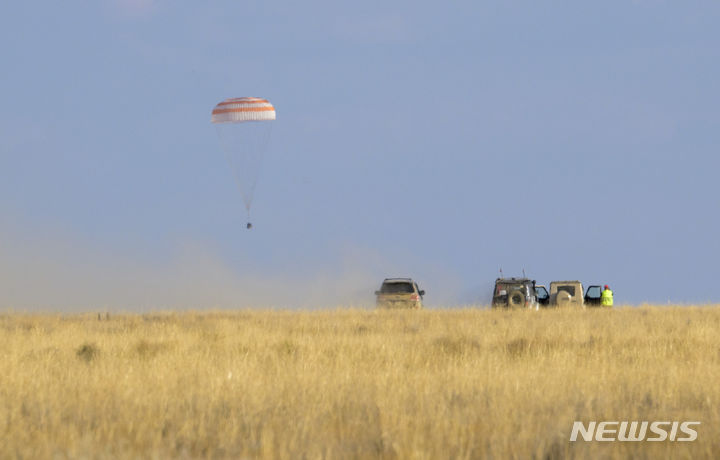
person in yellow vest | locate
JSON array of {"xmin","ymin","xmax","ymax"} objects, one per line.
[{"xmin": 601, "ymin": 285, "xmax": 613, "ymax": 307}]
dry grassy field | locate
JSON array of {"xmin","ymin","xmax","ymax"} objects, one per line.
[{"xmin": 2, "ymin": 307, "xmax": 719, "ymax": 459}]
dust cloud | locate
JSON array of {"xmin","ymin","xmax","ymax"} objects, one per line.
[
  {"xmin": 0, "ymin": 224, "xmax": 468, "ymax": 312},
  {"xmin": 0, "ymin": 230, "xmax": 389, "ymax": 312}
]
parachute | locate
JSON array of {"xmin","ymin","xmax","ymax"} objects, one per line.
[{"xmin": 211, "ymin": 97, "xmax": 276, "ymax": 228}]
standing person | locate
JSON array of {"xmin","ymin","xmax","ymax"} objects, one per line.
[{"xmin": 601, "ymin": 285, "xmax": 614, "ymax": 307}]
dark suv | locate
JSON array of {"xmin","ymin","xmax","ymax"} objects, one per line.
[{"xmin": 492, "ymin": 278, "xmax": 543, "ymax": 309}]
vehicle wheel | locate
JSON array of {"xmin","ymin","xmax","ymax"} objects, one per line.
[
  {"xmin": 556, "ymin": 291, "xmax": 572, "ymax": 306},
  {"xmin": 508, "ymin": 291, "xmax": 525, "ymax": 308}
]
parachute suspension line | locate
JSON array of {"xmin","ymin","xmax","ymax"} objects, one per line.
[
  {"xmin": 215, "ymin": 121, "xmax": 273, "ymax": 214},
  {"xmin": 217, "ymin": 126, "xmax": 254, "ymax": 212}
]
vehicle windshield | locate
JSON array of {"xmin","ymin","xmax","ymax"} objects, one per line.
[
  {"xmin": 495, "ymin": 283, "xmax": 528, "ymax": 295},
  {"xmin": 556, "ymin": 286, "xmax": 576, "ymax": 296},
  {"xmin": 380, "ymin": 282, "xmax": 415, "ymax": 294}
]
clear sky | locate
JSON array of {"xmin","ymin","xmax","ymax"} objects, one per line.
[{"xmin": 1, "ymin": 1, "xmax": 719, "ymax": 309}]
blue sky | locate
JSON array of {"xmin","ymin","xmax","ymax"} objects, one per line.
[{"xmin": 1, "ymin": 1, "xmax": 719, "ymax": 309}]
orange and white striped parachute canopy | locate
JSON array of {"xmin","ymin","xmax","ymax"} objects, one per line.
[{"xmin": 211, "ymin": 97, "xmax": 276, "ymax": 123}]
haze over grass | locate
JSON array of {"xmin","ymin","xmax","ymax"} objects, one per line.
[
  {"xmin": 3, "ymin": 307, "xmax": 719, "ymax": 458},
  {"xmin": 0, "ymin": 223, "xmax": 465, "ymax": 311},
  {"xmin": 0, "ymin": 229, "xmax": 377, "ymax": 311}
]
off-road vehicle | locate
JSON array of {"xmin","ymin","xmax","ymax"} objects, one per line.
[
  {"xmin": 549, "ymin": 281, "xmax": 585, "ymax": 307},
  {"xmin": 548, "ymin": 281, "xmax": 604, "ymax": 307},
  {"xmin": 549, "ymin": 281, "xmax": 602, "ymax": 307},
  {"xmin": 492, "ymin": 278, "xmax": 541, "ymax": 309},
  {"xmin": 375, "ymin": 278, "xmax": 425, "ymax": 309}
]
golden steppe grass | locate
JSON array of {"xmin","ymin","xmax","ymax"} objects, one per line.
[{"xmin": 2, "ymin": 307, "xmax": 720, "ymax": 459}]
